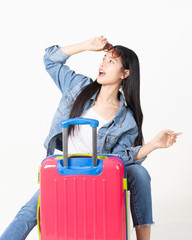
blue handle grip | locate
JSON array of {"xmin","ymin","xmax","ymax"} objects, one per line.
[{"xmin": 61, "ymin": 117, "xmax": 99, "ymax": 128}]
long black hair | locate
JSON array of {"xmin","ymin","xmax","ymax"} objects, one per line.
[{"xmin": 68, "ymin": 45, "xmax": 144, "ymax": 146}]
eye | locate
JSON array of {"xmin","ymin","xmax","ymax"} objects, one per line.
[{"xmin": 109, "ymin": 59, "xmax": 114, "ymax": 63}]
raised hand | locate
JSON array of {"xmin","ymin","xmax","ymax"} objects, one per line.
[{"xmin": 84, "ymin": 35, "xmax": 108, "ymax": 52}]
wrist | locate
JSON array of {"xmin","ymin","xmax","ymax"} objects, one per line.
[
  {"xmin": 60, "ymin": 41, "xmax": 88, "ymax": 56},
  {"xmin": 81, "ymin": 39, "xmax": 96, "ymax": 52},
  {"xmin": 79, "ymin": 40, "xmax": 90, "ymax": 51},
  {"xmin": 149, "ymin": 139, "xmax": 159, "ymax": 151},
  {"xmin": 135, "ymin": 140, "xmax": 158, "ymax": 160}
]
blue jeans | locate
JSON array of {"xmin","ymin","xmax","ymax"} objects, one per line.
[
  {"xmin": 0, "ymin": 164, "xmax": 153, "ymax": 240},
  {"xmin": 0, "ymin": 189, "xmax": 40, "ymax": 240},
  {"xmin": 126, "ymin": 164, "xmax": 154, "ymax": 227}
]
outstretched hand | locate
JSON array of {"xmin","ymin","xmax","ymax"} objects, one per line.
[
  {"xmin": 84, "ymin": 36, "xmax": 108, "ymax": 52},
  {"xmin": 152, "ymin": 130, "xmax": 183, "ymax": 149}
]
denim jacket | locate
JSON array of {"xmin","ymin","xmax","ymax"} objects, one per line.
[{"xmin": 43, "ymin": 45, "xmax": 146, "ymax": 165}]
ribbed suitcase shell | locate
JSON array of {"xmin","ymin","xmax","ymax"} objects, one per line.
[{"xmin": 39, "ymin": 155, "xmax": 128, "ymax": 240}]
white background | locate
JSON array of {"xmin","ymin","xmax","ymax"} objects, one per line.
[{"xmin": 0, "ymin": 0, "xmax": 191, "ymax": 239}]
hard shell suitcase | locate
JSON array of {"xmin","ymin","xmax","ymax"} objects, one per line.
[{"xmin": 38, "ymin": 118, "xmax": 129, "ymax": 240}]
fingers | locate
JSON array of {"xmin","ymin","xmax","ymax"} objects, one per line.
[
  {"xmin": 170, "ymin": 132, "xmax": 183, "ymax": 140},
  {"xmin": 174, "ymin": 132, "xmax": 183, "ymax": 136},
  {"xmin": 99, "ymin": 36, "xmax": 107, "ymax": 42},
  {"xmin": 167, "ymin": 131, "xmax": 182, "ymax": 147},
  {"xmin": 164, "ymin": 129, "xmax": 174, "ymax": 134},
  {"xmin": 161, "ymin": 129, "xmax": 182, "ymax": 148},
  {"xmin": 164, "ymin": 129, "xmax": 183, "ymax": 136},
  {"xmin": 100, "ymin": 35, "xmax": 107, "ymax": 41},
  {"xmin": 167, "ymin": 136, "xmax": 176, "ymax": 147},
  {"xmin": 169, "ymin": 138, "xmax": 176, "ymax": 144},
  {"xmin": 88, "ymin": 36, "xmax": 108, "ymax": 51},
  {"xmin": 99, "ymin": 35, "xmax": 108, "ymax": 42},
  {"xmin": 169, "ymin": 133, "xmax": 179, "ymax": 141},
  {"xmin": 100, "ymin": 36, "xmax": 108, "ymax": 46}
]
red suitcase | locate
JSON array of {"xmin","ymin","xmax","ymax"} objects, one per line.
[{"xmin": 37, "ymin": 118, "xmax": 129, "ymax": 240}]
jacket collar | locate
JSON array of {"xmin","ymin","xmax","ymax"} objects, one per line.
[{"xmin": 89, "ymin": 90, "xmax": 127, "ymax": 128}]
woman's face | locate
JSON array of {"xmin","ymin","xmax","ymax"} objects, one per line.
[{"xmin": 97, "ymin": 51, "xmax": 125, "ymax": 87}]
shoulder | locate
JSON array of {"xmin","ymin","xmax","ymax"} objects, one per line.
[{"xmin": 122, "ymin": 107, "xmax": 138, "ymax": 131}]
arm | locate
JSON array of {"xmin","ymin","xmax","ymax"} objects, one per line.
[
  {"xmin": 44, "ymin": 36, "xmax": 108, "ymax": 93},
  {"xmin": 111, "ymin": 128, "xmax": 182, "ymax": 165},
  {"xmin": 135, "ymin": 129, "xmax": 183, "ymax": 160},
  {"xmin": 60, "ymin": 35, "xmax": 108, "ymax": 56},
  {"xmin": 111, "ymin": 126, "xmax": 147, "ymax": 165}
]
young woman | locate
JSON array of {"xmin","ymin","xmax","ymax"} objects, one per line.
[{"xmin": 0, "ymin": 36, "xmax": 181, "ymax": 240}]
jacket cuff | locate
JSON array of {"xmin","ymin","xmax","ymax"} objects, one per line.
[
  {"xmin": 126, "ymin": 145, "xmax": 147, "ymax": 165},
  {"xmin": 45, "ymin": 45, "xmax": 70, "ymax": 62}
]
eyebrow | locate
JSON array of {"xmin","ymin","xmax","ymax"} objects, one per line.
[{"xmin": 104, "ymin": 54, "xmax": 118, "ymax": 61}]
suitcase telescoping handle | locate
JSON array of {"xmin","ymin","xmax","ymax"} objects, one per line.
[{"xmin": 61, "ymin": 117, "xmax": 99, "ymax": 167}]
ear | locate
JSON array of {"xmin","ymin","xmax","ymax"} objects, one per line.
[{"xmin": 121, "ymin": 69, "xmax": 130, "ymax": 79}]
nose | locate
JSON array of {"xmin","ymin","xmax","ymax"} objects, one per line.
[
  {"xmin": 99, "ymin": 62, "xmax": 104, "ymax": 69},
  {"xmin": 101, "ymin": 60, "xmax": 106, "ymax": 67}
]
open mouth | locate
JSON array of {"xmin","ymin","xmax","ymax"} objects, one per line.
[{"xmin": 99, "ymin": 69, "xmax": 106, "ymax": 77}]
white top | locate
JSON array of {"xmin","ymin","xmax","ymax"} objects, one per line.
[{"xmin": 68, "ymin": 107, "xmax": 113, "ymax": 154}]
